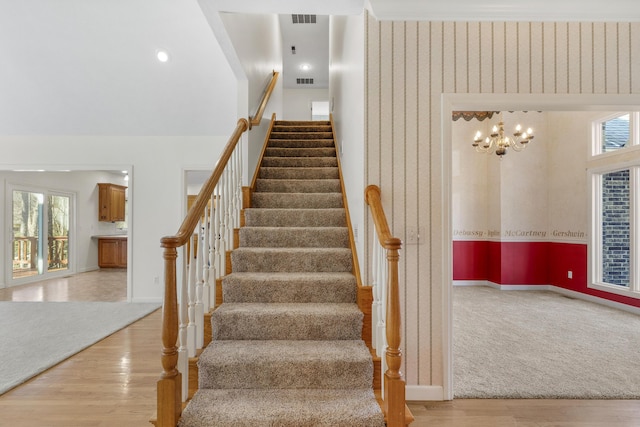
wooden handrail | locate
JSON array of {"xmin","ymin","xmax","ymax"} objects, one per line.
[
  {"xmin": 160, "ymin": 118, "xmax": 248, "ymax": 251},
  {"xmin": 156, "ymin": 118, "xmax": 248, "ymax": 427},
  {"xmin": 249, "ymin": 71, "xmax": 279, "ymax": 129},
  {"xmin": 365, "ymin": 184, "xmax": 406, "ymax": 427}
]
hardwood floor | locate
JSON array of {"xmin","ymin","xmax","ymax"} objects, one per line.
[
  {"xmin": 0, "ymin": 268, "xmax": 127, "ymax": 302},
  {"xmin": 1, "ymin": 271, "xmax": 639, "ymax": 426}
]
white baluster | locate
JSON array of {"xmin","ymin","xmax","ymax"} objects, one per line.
[
  {"xmin": 202, "ymin": 206, "xmax": 211, "ymax": 313},
  {"xmin": 187, "ymin": 249, "xmax": 197, "ymax": 357},
  {"xmin": 376, "ymin": 243, "xmax": 386, "ymax": 358},
  {"xmin": 195, "ymin": 220, "xmax": 204, "ymax": 349},
  {"xmin": 371, "ymin": 230, "xmax": 380, "ymax": 351},
  {"xmin": 225, "ymin": 167, "xmax": 233, "ymax": 252},
  {"xmin": 208, "ymin": 198, "xmax": 216, "ymax": 309},
  {"xmin": 219, "ymin": 171, "xmax": 228, "ymax": 277},
  {"xmin": 213, "ymin": 184, "xmax": 222, "ymax": 285},
  {"xmin": 178, "ymin": 246, "xmax": 189, "ymax": 401}
]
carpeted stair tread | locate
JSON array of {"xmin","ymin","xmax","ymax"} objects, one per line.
[
  {"xmin": 275, "ymin": 120, "xmax": 330, "ymax": 126},
  {"xmin": 198, "ymin": 340, "xmax": 373, "ymax": 389},
  {"xmin": 255, "ymin": 179, "xmax": 341, "ymax": 193},
  {"xmin": 269, "ymin": 131, "xmax": 333, "ymax": 140},
  {"xmin": 261, "ymin": 157, "xmax": 338, "ymax": 168},
  {"xmin": 265, "ymin": 147, "xmax": 336, "ymax": 157},
  {"xmin": 240, "ymin": 227, "xmax": 349, "ymax": 248},
  {"xmin": 267, "ymin": 139, "xmax": 336, "ymax": 148},
  {"xmin": 179, "ymin": 388, "xmax": 385, "ymax": 427},
  {"xmin": 231, "ymin": 247, "xmax": 352, "ymax": 273},
  {"xmin": 243, "ymin": 208, "xmax": 346, "ymax": 227},
  {"xmin": 251, "ymin": 192, "xmax": 343, "ymax": 208},
  {"xmin": 212, "ymin": 303, "xmax": 363, "ymax": 340},
  {"xmin": 222, "ymin": 272, "xmax": 356, "ymax": 303},
  {"xmin": 272, "ymin": 125, "xmax": 332, "ymax": 132},
  {"xmin": 259, "ymin": 167, "xmax": 339, "ymax": 179}
]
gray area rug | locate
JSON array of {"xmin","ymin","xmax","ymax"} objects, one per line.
[
  {"xmin": 454, "ymin": 286, "xmax": 640, "ymax": 398},
  {"xmin": 0, "ymin": 301, "xmax": 159, "ymax": 395}
]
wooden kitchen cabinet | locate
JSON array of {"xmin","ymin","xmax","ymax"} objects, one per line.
[
  {"xmin": 98, "ymin": 183, "xmax": 127, "ymax": 222},
  {"xmin": 98, "ymin": 238, "xmax": 127, "ymax": 268}
]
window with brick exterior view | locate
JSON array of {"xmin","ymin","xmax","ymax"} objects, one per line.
[
  {"xmin": 590, "ymin": 112, "xmax": 640, "ymax": 299},
  {"xmin": 600, "ymin": 169, "xmax": 630, "ymax": 287}
]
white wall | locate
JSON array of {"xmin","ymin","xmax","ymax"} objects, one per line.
[
  {"xmin": 283, "ymin": 88, "xmax": 331, "ymax": 120},
  {"xmin": 329, "ymin": 13, "xmax": 366, "ymax": 277},
  {"xmin": 218, "ymin": 12, "xmax": 284, "ymax": 182}
]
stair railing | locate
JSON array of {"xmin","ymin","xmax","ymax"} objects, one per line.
[
  {"xmin": 156, "ymin": 70, "xmax": 278, "ymax": 427},
  {"xmin": 365, "ymin": 184, "xmax": 406, "ymax": 427}
]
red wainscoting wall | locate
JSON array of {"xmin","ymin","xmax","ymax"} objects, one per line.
[{"xmin": 453, "ymin": 240, "xmax": 640, "ymax": 308}]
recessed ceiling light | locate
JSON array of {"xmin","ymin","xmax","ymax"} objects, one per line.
[
  {"xmin": 156, "ymin": 49, "xmax": 170, "ymax": 63},
  {"xmin": 300, "ymin": 63, "xmax": 311, "ymax": 71}
]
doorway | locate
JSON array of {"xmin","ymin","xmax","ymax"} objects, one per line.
[{"xmin": 10, "ymin": 186, "xmax": 73, "ymax": 283}]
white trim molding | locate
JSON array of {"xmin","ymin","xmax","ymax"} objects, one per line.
[{"xmin": 405, "ymin": 385, "xmax": 444, "ymax": 402}]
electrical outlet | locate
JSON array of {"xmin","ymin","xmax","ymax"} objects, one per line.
[
  {"xmin": 567, "ymin": 271, "xmax": 573, "ymax": 279},
  {"xmin": 353, "ymin": 224, "xmax": 359, "ymax": 243}
]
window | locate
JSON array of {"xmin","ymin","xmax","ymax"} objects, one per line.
[
  {"xmin": 593, "ymin": 112, "xmax": 639, "ymax": 156},
  {"xmin": 590, "ymin": 112, "xmax": 640, "ymax": 299}
]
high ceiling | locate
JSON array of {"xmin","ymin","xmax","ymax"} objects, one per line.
[{"xmin": 1, "ymin": 0, "xmax": 638, "ymax": 135}]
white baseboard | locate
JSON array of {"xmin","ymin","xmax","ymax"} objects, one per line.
[
  {"xmin": 405, "ymin": 385, "xmax": 444, "ymax": 401},
  {"xmin": 452, "ymin": 280, "xmax": 487, "ymax": 287},
  {"xmin": 453, "ymin": 280, "xmax": 640, "ymax": 315},
  {"xmin": 549, "ymin": 286, "xmax": 640, "ymax": 316}
]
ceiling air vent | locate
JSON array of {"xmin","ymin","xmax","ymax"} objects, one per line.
[
  {"xmin": 292, "ymin": 14, "xmax": 316, "ymax": 24},
  {"xmin": 296, "ymin": 78, "xmax": 314, "ymax": 85}
]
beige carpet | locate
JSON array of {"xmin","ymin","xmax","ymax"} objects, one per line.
[
  {"xmin": 0, "ymin": 301, "xmax": 159, "ymax": 395},
  {"xmin": 454, "ymin": 286, "xmax": 640, "ymax": 398}
]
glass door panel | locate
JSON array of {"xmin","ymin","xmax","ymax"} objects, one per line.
[
  {"xmin": 12, "ymin": 190, "xmax": 44, "ymax": 279},
  {"xmin": 48, "ymin": 194, "xmax": 70, "ymax": 272}
]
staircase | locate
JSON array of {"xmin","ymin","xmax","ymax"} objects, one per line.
[{"xmin": 177, "ymin": 120, "xmax": 385, "ymax": 426}]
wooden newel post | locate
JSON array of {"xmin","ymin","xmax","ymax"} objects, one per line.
[
  {"xmin": 384, "ymin": 237, "xmax": 405, "ymax": 427},
  {"xmin": 157, "ymin": 243, "xmax": 182, "ymax": 427}
]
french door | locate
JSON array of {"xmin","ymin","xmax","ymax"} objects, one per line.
[{"xmin": 10, "ymin": 186, "xmax": 73, "ymax": 284}]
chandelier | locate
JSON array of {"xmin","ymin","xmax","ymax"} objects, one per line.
[{"xmin": 472, "ymin": 118, "xmax": 534, "ymax": 157}]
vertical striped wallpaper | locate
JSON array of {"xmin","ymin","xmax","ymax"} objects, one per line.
[{"xmin": 364, "ymin": 15, "xmax": 640, "ymax": 390}]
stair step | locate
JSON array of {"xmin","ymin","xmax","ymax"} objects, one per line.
[
  {"xmin": 268, "ymin": 139, "xmax": 335, "ymax": 148},
  {"xmin": 272, "ymin": 125, "xmax": 333, "ymax": 133},
  {"xmin": 259, "ymin": 166, "xmax": 339, "ymax": 180},
  {"xmin": 255, "ymin": 179, "xmax": 341, "ymax": 193},
  {"xmin": 243, "ymin": 208, "xmax": 346, "ymax": 227},
  {"xmin": 222, "ymin": 272, "xmax": 356, "ymax": 303},
  {"xmin": 198, "ymin": 340, "xmax": 373, "ymax": 389},
  {"xmin": 275, "ymin": 120, "xmax": 331, "ymax": 126},
  {"xmin": 261, "ymin": 156, "xmax": 338, "ymax": 168},
  {"xmin": 251, "ymin": 192, "xmax": 343, "ymax": 208},
  {"xmin": 212, "ymin": 303, "xmax": 363, "ymax": 340},
  {"xmin": 231, "ymin": 247, "xmax": 352, "ymax": 273},
  {"xmin": 265, "ymin": 147, "xmax": 336, "ymax": 157},
  {"xmin": 179, "ymin": 388, "xmax": 384, "ymax": 427},
  {"xmin": 240, "ymin": 227, "xmax": 349, "ymax": 248},
  {"xmin": 269, "ymin": 131, "xmax": 333, "ymax": 140}
]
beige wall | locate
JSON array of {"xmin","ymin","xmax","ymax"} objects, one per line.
[{"xmin": 364, "ymin": 16, "xmax": 640, "ymax": 399}]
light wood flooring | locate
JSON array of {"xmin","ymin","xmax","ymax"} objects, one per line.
[{"xmin": 1, "ymin": 272, "xmax": 639, "ymax": 426}]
